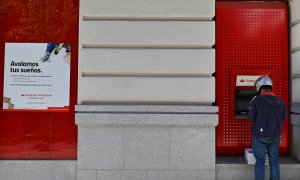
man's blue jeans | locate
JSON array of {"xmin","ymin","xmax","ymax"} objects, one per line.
[{"xmin": 252, "ymin": 138, "xmax": 280, "ymax": 180}]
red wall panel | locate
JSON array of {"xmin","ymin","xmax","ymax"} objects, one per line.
[
  {"xmin": 0, "ymin": 1, "xmax": 78, "ymax": 159},
  {"xmin": 216, "ymin": 2, "xmax": 289, "ymax": 155}
]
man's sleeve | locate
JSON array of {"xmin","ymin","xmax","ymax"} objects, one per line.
[{"xmin": 247, "ymin": 97, "xmax": 257, "ymax": 122}]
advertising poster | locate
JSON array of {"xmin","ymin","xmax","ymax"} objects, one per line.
[{"xmin": 3, "ymin": 43, "xmax": 71, "ymax": 112}]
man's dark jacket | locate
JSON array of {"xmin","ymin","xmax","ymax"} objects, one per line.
[{"xmin": 247, "ymin": 93, "xmax": 286, "ymax": 139}]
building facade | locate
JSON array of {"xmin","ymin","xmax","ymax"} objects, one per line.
[{"xmin": 0, "ymin": 0, "xmax": 299, "ymax": 180}]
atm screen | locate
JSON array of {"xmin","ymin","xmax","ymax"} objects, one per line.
[{"xmin": 235, "ymin": 89, "xmax": 257, "ymax": 119}]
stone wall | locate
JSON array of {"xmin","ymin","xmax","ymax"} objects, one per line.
[
  {"xmin": 77, "ymin": 0, "xmax": 216, "ymax": 179},
  {"xmin": 0, "ymin": 161, "xmax": 76, "ymax": 180},
  {"xmin": 76, "ymin": 105, "xmax": 218, "ymax": 180},
  {"xmin": 290, "ymin": 0, "xmax": 300, "ymax": 162}
]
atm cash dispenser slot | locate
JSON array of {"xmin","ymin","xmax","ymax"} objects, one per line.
[{"xmin": 235, "ymin": 89, "xmax": 257, "ymax": 119}]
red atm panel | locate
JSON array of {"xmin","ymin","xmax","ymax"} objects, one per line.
[{"xmin": 216, "ymin": 2, "xmax": 289, "ymax": 155}]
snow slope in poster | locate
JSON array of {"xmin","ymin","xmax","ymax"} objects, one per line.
[{"xmin": 3, "ymin": 43, "xmax": 71, "ymax": 111}]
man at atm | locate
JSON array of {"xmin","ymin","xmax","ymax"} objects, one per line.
[{"xmin": 247, "ymin": 76, "xmax": 286, "ymax": 180}]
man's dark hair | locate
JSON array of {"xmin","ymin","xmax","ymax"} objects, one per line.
[{"xmin": 260, "ymin": 85, "xmax": 272, "ymax": 92}]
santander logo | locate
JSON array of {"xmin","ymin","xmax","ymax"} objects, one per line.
[{"xmin": 236, "ymin": 75, "xmax": 263, "ymax": 86}]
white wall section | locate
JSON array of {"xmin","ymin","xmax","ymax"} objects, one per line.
[
  {"xmin": 292, "ymin": 78, "xmax": 300, "ymax": 104},
  {"xmin": 290, "ymin": 0, "xmax": 300, "ymax": 26},
  {"xmin": 80, "ymin": 49, "xmax": 215, "ymax": 76},
  {"xmin": 79, "ymin": 77, "xmax": 215, "ymax": 104},
  {"xmin": 80, "ymin": 21, "xmax": 215, "ymax": 46},
  {"xmin": 80, "ymin": 0, "xmax": 214, "ymax": 18},
  {"xmin": 290, "ymin": 0, "xmax": 300, "ymax": 105},
  {"xmin": 77, "ymin": 1, "xmax": 216, "ymax": 179},
  {"xmin": 290, "ymin": 0, "xmax": 300, "ymax": 166},
  {"xmin": 292, "ymin": 51, "xmax": 300, "ymax": 78},
  {"xmin": 291, "ymin": 22, "xmax": 300, "ymax": 52},
  {"xmin": 78, "ymin": 0, "xmax": 216, "ymax": 104}
]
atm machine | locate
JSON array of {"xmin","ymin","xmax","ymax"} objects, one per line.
[{"xmin": 216, "ymin": 1, "xmax": 289, "ymax": 155}]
